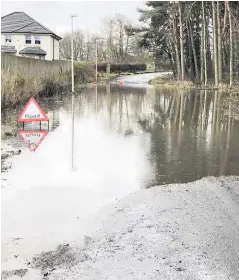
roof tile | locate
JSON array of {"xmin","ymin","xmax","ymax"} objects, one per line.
[
  {"xmin": 19, "ymin": 47, "xmax": 47, "ymax": 55},
  {"xmin": 1, "ymin": 12, "xmax": 61, "ymax": 40}
]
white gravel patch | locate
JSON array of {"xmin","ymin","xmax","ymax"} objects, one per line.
[{"xmin": 28, "ymin": 176, "xmax": 239, "ymax": 280}]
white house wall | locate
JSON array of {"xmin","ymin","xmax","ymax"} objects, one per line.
[
  {"xmin": 1, "ymin": 34, "xmax": 5, "ymax": 45},
  {"xmin": 40, "ymin": 35, "xmax": 53, "ymax": 60},
  {"xmin": 53, "ymin": 38, "xmax": 59, "ymax": 60},
  {"xmin": 1, "ymin": 33, "xmax": 60, "ymax": 60}
]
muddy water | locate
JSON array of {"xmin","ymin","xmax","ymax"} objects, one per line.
[{"xmin": 2, "ymin": 85, "xmax": 239, "ymax": 271}]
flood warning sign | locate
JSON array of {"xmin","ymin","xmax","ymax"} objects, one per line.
[{"xmin": 17, "ymin": 97, "xmax": 49, "ymax": 122}]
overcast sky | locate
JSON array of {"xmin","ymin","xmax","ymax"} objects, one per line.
[{"xmin": 1, "ymin": 1, "xmax": 146, "ymax": 36}]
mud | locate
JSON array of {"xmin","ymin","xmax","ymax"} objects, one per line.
[
  {"xmin": 32, "ymin": 242, "xmax": 92, "ymax": 278},
  {"xmin": 2, "ymin": 269, "xmax": 28, "ymax": 279}
]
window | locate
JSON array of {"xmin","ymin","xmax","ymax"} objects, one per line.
[
  {"xmin": 25, "ymin": 35, "xmax": 31, "ymax": 44},
  {"xmin": 35, "ymin": 36, "xmax": 41, "ymax": 45},
  {"xmin": 5, "ymin": 35, "xmax": 11, "ymax": 43}
]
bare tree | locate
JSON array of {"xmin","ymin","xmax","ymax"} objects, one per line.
[
  {"xmin": 59, "ymin": 33, "xmax": 71, "ymax": 60},
  {"xmin": 102, "ymin": 14, "xmax": 133, "ymax": 63},
  {"xmin": 60, "ymin": 29, "xmax": 86, "ymax": 61},
  {"xmin": 74, "ymin": 30, "xmax": 85, "ymax": 61},
  {"xmin": 60, "ymin": 13, "xmax": 152, "ymax": 64}
]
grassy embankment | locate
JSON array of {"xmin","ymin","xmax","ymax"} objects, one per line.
[
  {"xmin": 151, "ymin": 74, "xmax": 239, "ymax": 121},
  {"xmin": 1, "ymin": 69, "xmax": 70, "ymax": 109},
  {"xmin": 150, "ymin": 74, "xmax": 239, "ymax": 90},
  {"xmin": 150, "ymin": 75, "xmax": 195, "ymax": 89},
  {"xmin": 1, "ymin": 61, "xmax": 135, "ymax": 109},
  {"xmin": 74, "ymin": 61, "xmax": 118, "ymax": 86}
]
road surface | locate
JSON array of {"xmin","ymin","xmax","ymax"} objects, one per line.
[{"xmin": 111, "ymin": 71, "xmax": 173, "ymax": 85}]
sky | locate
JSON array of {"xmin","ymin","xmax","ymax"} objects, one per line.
[{"xmin": 1, "ymin": 1, "xmax": 146, "ymax": 36}]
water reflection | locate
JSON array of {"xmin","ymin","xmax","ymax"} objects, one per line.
[
  {"xmin": 18, "ymin": 130, "xmax": 48, "ymax": 152},
  {"xmin": 2, "ymin": 85, "xmax": 239, "ymax": 186},
  {"xmin": 2, "ymin": 85, "xmax": 239, "ymax": 258},
  {"xmin": 68, "ymin": 85, "xmax": 239, "ymax": 185}
]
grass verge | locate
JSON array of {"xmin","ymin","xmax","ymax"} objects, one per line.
[
  {"xmin": 150, "ymin": 76, "xmax": 195, "ymax": 89},
  {"xmin": 151, "ymin": 76, "xmax": 238, "ymax": 90}
]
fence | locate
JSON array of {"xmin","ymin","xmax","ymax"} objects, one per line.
[{"xmin": 1, "ymin": 54, "xmax": 71, "ymax": 77}]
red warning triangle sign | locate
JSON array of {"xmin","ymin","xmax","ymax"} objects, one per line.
[
  {"xmin": 17, "ymin": 97, "xmax": 49, "ymax": 122},
  {"xmin": 18, "ymin": 130, "xmax": 48, "ymax": 152}
]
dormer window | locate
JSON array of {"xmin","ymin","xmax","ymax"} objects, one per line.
[
  {"xmin": 5, "ymin": 35, "xmax": 11, "ymax": 43},
  {"xmin": 35, "ymin": 36, "xmax": 41, "ymax": 45},
  {"xmin": 25, "ymin": 35, "xmax": 31, "ymax": 44}
]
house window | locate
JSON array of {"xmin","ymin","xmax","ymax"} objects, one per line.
[
  {"xmin": 25, "ymin": 35, "xmax": 31, "ymax": 44},
  {"xmin": 5, "ymin": 35, "xmax": 11, "ymax": 43},
  {"xmin": 35, "ymin": 36, "xmax": 41, "ymax": 45}
]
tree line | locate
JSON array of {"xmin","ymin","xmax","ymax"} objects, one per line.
[
  {"xmin": 59, "ymin": 14, "xmax": 151, "ymax": 64},
  {"xmin": 129, "ymin": 1, "xmax": 239, "ymax": 87},
  {"xmin": 60, "ymin": 1, "xmax": 239, "ymax": 87}
]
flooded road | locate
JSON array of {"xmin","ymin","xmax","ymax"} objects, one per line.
[
  {"xmin": 1, "ymin": 84, "xmax": 239, "ymax": 277},
  {"xmin": 112, "ymin": 71, "xmax": 173, "ymax": 84}
]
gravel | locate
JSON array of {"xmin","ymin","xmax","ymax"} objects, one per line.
[{"xmin": 27, "ymin": 176, "xmax": 239, "ymax": 280}]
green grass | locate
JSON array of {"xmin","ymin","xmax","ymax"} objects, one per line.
[{"xmin": 151, "ymin": 76, "xmax": 196, "ymax": 89}]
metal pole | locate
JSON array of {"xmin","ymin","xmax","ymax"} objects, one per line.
[
  {"xmin": 71, "ymin": 15, "xmax": 74, "ymax": 93},
  {"xmin": 71, "ymin": 14, "xmax": 77, "ymax": 170},
  {"xmin": 71, "ymin": 94, "xmax": 75, "ymax": 170},
  {"xmin": 95, "ymin": 39, "xmax": 98, "ymax": 83},
  {"xmin": 95, "ymin": 83, "xmax": 98, "ymax": 118}
]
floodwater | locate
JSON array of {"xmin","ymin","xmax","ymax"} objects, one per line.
[{"xmin": 1, "ymin": 83, "xmax": 239, "ymax": 270}]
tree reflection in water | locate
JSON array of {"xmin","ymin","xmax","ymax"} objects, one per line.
[{"xmin": 64, "ymin": 84, "xmax": 239, "ymax": 186}]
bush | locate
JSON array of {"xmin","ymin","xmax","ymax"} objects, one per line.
[
  {"xmin": 74, "ymin": 62, "xmax": 95, "ymax": 83},
  {"xmin": 15, "ymin": 75, "xmax": 25, "ymax": 87},
  {"xmin": 106, "ymin": 63, "xmax": 147, "ymax": 73},
  {"xmin": 73, "ymin": 62, "xmax": 147, "ymax": 84},
  {"xmin": 1, "ymin": 70, "xmax": 69, "ymax": 108}
]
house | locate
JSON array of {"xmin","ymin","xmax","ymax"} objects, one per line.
[{"xmin": 1, "ymin": 12, "xmax": 61, "ymax": 60}]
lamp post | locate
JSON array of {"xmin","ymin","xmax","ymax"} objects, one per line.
[
  {"xmin": 71, "ymin": 14, "xmax": 77, "ymax": 170},
  {"xmin": 71, "ymin": 14, "xmax": 78, "ymax": 93},
  {"xmin": 95, "ymin": 37, "xmax": 104, "ymax": 83},
  {"xmin": 95, "ymin": 39, "xmax": 98, "ymax": 83}
]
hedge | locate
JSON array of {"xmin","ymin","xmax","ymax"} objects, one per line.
[
  {"xmin": 73, "ymin": 62, "xmax": 147, "ymax": 83},
  {"xmin": 97, "ymin": 63, "xmax": 147, "ymax": 73}
]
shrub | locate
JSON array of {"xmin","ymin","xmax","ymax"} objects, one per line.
[
  {"xmin": 15, "ymin": 75, "xmax": 25, "ymax": 87},
  {"xmin": 74, "ymin": 62, "xmax": 95, "ymax": 83},
  {"xmin": 1, "ymin": 70, "xmax": 69, "ymax": 108},
  {"xmin": 73, "ymin": 61, "xmax": 147, "ymax": 84},
  {"xmin": 107, "ymin": 63, "xmax": 146, "ymax": 73}
]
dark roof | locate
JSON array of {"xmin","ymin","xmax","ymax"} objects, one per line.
[
  {"xmin": 1, "ymin": 12, "xmax": 61, "ymax": 40},
  {"xmin": 19, "ymin": 47, "xmax": 47, "ymax": 55},
  {"xmin": 1, "ymin": 45, "xmax": 17, "ymax": 53}
]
